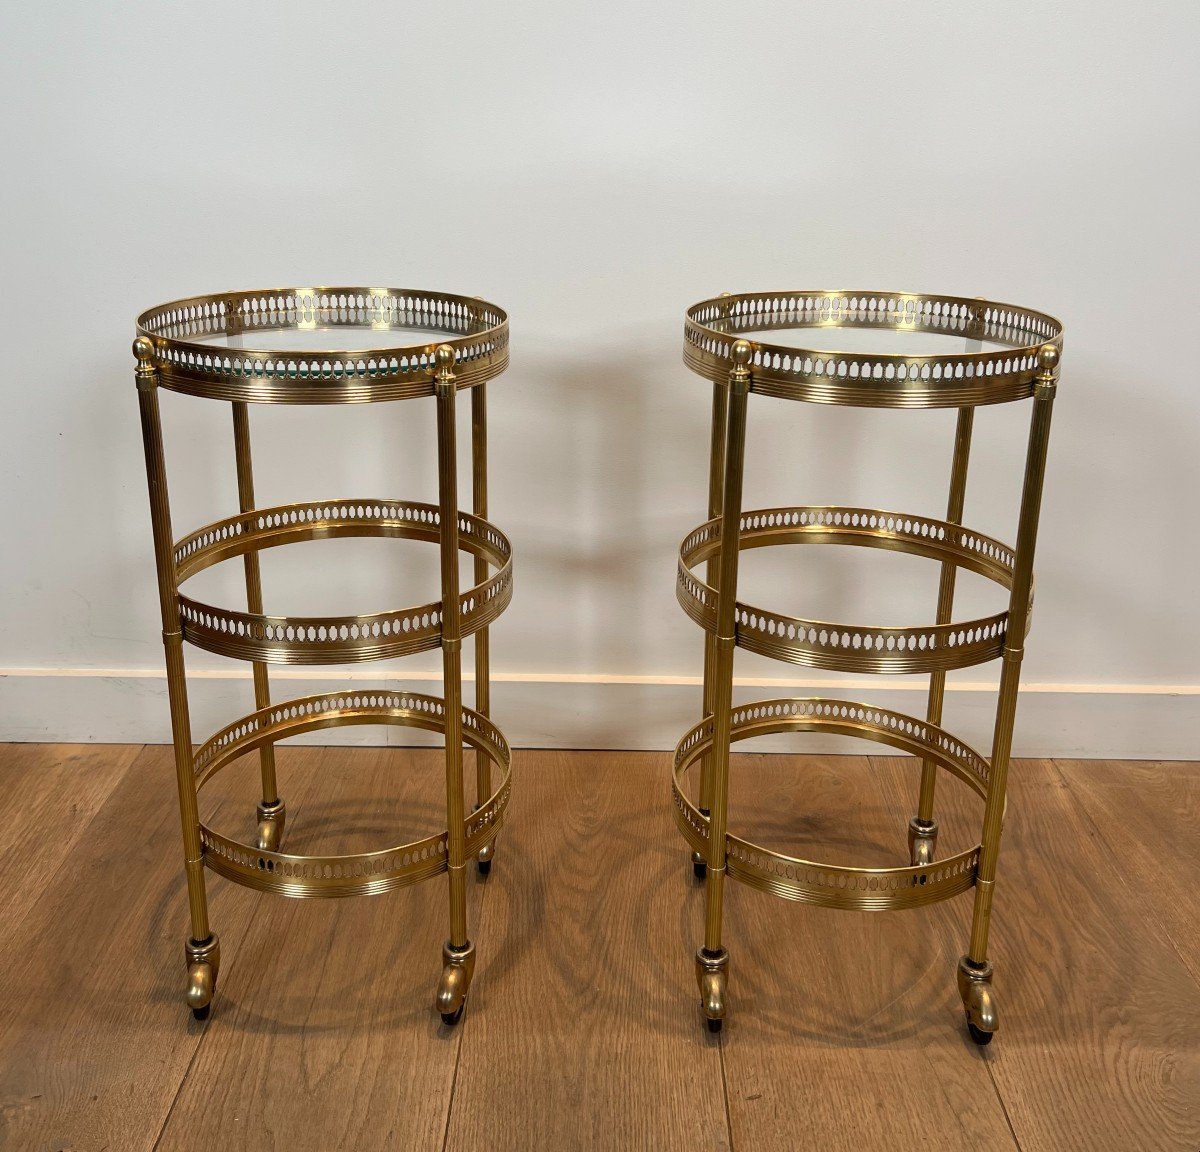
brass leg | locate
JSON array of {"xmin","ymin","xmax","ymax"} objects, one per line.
[
  {"xmin": 231, "ymin": 401, "xmax": 285, "ymax": 852},
  {"xmin": 696, "ymin": 341, "xmax": 751, "ymax": 1032},
  {"xmin": 959, "ymin": 346, "xmax": 1058, "ymax": 1044},
  {"xmin": 912, "ymin": 406, "xmax": 974, "ymax": 865},
  {"xmin": 136, "ymin": 338, "xmax": 218, "ymax": 1020},
  {"xmin": 434, "ymin": 347, "xmax": 474, "ymax": 1025},
  {"xmin": 694, "ymin": 379, "xmax": 728, "ymax": 882},
  {"xmin": 471, "ymin": 382, "xmax": 494, "ymax": 876}
]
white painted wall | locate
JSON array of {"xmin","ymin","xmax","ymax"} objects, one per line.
[{"xmin": 1, "ymin": 2, "xmax": 1197, "ymax": 755}]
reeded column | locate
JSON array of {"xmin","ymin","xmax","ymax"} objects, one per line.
[{"xmin": 134, "ymin": 336, "xmax": 219, "ymax": 1017}]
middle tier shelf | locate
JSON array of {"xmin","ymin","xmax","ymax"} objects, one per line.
[
  {"xmin": 173, "ymin": 497, "xmax": 513, "ymax": 664},
  {"xmin": 677, "ymin": 505, "xmax": 1030, "ymax": 674}
]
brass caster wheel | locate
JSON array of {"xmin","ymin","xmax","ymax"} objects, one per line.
[
  {"xmin": 255, "ymin": 799, "xmax": 286, "ymax": 853},
  {"xmin": 695, "ymin": 947, "xmax": 729, "ymax": 1031},
  {"xmin": 908, "ymin": 817, "xmax": 938, "ymax": 868},
  {"xmin": 435, "ymin": 940, "xmax": 476, "ymax": 1026},
  {"xmin": 476, "ymin": 838, "xmax": 494, "ymax": 877},
  {"xmin": 184, "ymin": 935, "xmax": 220, "ymax": 1019},
  {"xmin": 957, "ymin": 956, "xmax": 998, "ymax": 1046}
]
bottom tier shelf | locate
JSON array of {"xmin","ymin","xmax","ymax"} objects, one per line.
[
  {"xmin": 673, "ymin": 698, "xmax": 992, "ymax": 911},
  {"xmin": 192, "ymin": 689, "xmax": 511, "ymax": 898}
]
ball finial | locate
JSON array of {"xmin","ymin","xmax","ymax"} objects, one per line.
[
  {"xmin": 435, "ymin": 344, "xmax": 456, "ymax": 369},
  {"xmin": 1038, "ymin": 343, "xmax": 1060, "ymax": 373},
  {"xmin": 731, "ymin": 339, "xmax": 753, "ymax": 367},
  {"xmin": 132, "ymin": 335, "xmax": 155, "ymax": 365}
]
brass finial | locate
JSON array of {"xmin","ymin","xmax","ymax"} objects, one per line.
[{"xmin": 1037, "ymin": 343, "xmax": 1060, "ymax": 374}]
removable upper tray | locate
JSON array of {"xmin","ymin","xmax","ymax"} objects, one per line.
[
  {"xmin": 137, "ymin": 286, "xmax": 508, "ymax": 403},
  {"xmin": 683, "ymin": 291, "xmax": 1061, "ymax": 408}
]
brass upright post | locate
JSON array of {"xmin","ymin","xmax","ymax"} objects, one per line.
[
  {"xmin": 434, "ymin": 345, "xmax": 476, "ymax": 1022},
  {"xmin": 695, "ymin": 340, "xmax": 751, "ymax": 1029},
  {"xmin": 959, "ymin": 343, "xmax": 1058, "ymax": 1037},
  {"xmin": 693, "ymin": 377, "xmax": 728, "ymax": 875},
  {"xmin": 231, "ymin": 401, "xmax": 285, "ymax": 852},
  {"xmin": 910, "ymin": 405, "xmax": 974, "ymax": 864},
  {"xmin": 471, "ymin": 382, "xmax": 494, "ymax": 874},
  {"xmin": 134, "ymin": 336, "xmax": 220, "ymax": 1015}
]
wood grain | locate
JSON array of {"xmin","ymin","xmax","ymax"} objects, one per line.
[
  {"xmin": 720, "ymin": 753, "xmax": 1019, "ymax": 1152},
  {"xmin": 443, "ymin": 750, "xmax": 729, "ymax": 1152},
  {"xmin": 1056, "ymin": 759, "xmax": 1200, "ymax": 987},
  {"xmin": 155, "ymin": 746, "xmax": 487, "ymax": 1152},
  {"xmin": 0, "ymin": 742, "xmax": 329, "ymax": 1151},
  {"xmin": 1, "ymin": 744, "xmax": 1199, "ymax": 1152},
  {"xmin": 0, "ymin": 742, "xmax": 139, "ymax": 942},
  {"xmin": 875, "ymin": 754, "xmax": 1200, "ymax": 1152}
]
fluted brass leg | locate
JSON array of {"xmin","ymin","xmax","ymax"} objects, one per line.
[
  {"xmin": 913, "ymin": 404, "xmax": 974, "ymax": 860},
  {"xmin": 471, "ymin": 382, "xmax": 494, "ymax": 876},
  {"xmin": 434, "ymin": 348, "xmax": 475, "ymax": 1025},
  {"xmin": 137, "ymin": 339, "xmax": 216, "ymax": 1022},
  {"xmin": 697, "ymin": 342, "xmax": 750, "ymax": 1031},
  {"xmin": 961, "ymin": 346, "xmax": 1058, "ymax": 1045},
  {"xmin": 232, "ymin": 400, "xmax": 284, "ymax": 850},
  {"xmin": 694, "ymin": 377, "xmax": 728, "ymax": 881}
]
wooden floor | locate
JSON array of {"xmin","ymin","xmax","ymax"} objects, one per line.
[{"xmin": 0, "ymin": 744, "xmax": 1197, "ymax": 1151}]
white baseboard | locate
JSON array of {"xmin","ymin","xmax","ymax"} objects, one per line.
[{"xmin": 1, "ymin": 668, "xmax": 1196, "ymax": 758}]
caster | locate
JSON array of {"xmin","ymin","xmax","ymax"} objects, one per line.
[
  {"xmin": 695, "ymin": 947, "xmax": 728, "ymax": 1031},
  {"xmin": 907, "ymin": 817, "xmax": 938, "ymax": 868},
  {"xmin": 957, "ymin": 956, "xmax": 998, "ymax": 1045},
  {"xmin": 435, "ymin": 940, "xmax": 476, "ymax": 1026},
  {"xmin": 255, "ymin": 799, "xmax": 286, "ymax": 853},
  {"xmin": 476, "ymin": 837, "xmax": 494, "ymax": 877},
  {"xmin": 184, "ymin": 935, "xmax": 220, "ymax": 1019},
  {"xmin": 691, "ymin": 851, "xmax": 707, "ymax": 881}
]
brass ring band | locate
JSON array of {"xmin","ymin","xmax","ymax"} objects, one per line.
[
  {"xmin": 684, "ymin": 291, "xmax": 1061, "ymax": 408},
  {"xmin": 137, "ymin": 287, "xmax": 509, "ymax": 403},
  {"xmin": 673, "ymin": 698, "xmax": 988, "ymax": 911},
  {"xmin": 194, "ymin": 689, "xmax": 512, "ymax": 898},
  {"xmin": 677, "ymin": 506, "xmax": 1026, "ymax": 675},
  {"xmin": 174, "ymin": 498, "xmax": 513, "ymax": 665}
]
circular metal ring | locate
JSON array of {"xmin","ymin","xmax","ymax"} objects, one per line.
[
  {"xmin": 174, "ymin": 498, "xmax": 513, "ymax": 665},
  {"xmin": 137, "ymin": 287, "xmax": 508, "ymax": 403},
  {"xmin": 672, "ymin": 698, "xmax": 988, "ymax": 911},
  {"xmin": 194, "ymin": 689, "xmax": 512, "ymax": 898},
  {"xmin": 677, "ymin": 505, "xmax": 1026, "ymax": 675},
  {"xmin": 684, "ymin": 291, "xmax": 1062, "ymax": 408}
]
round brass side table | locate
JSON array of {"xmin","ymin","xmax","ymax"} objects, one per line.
[
  {"xmin": 672, "ymin": 292, "xmax": 1062, "ymax": 1042},
  {"xmin": 134, "ymin": 288, "xmax": 513, "ymax": 1024}
]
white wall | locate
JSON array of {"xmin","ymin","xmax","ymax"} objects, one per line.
[{"xmin": 1, "ymin": 1, "xmax": 1197, "ymax": 756}]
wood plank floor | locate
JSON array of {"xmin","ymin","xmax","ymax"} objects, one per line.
[{"xmin": 0, "ymin": 745, "xmax": 1196, "ymax": 1151}]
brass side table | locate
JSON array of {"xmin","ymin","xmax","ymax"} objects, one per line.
[
  {"xmin": 672, "ymin": 292, "xmax": 1062, "ymax": 1042},
  {"xmin": 134, "ymin": 288, "xmax": 512, "ymax": 1024}
]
